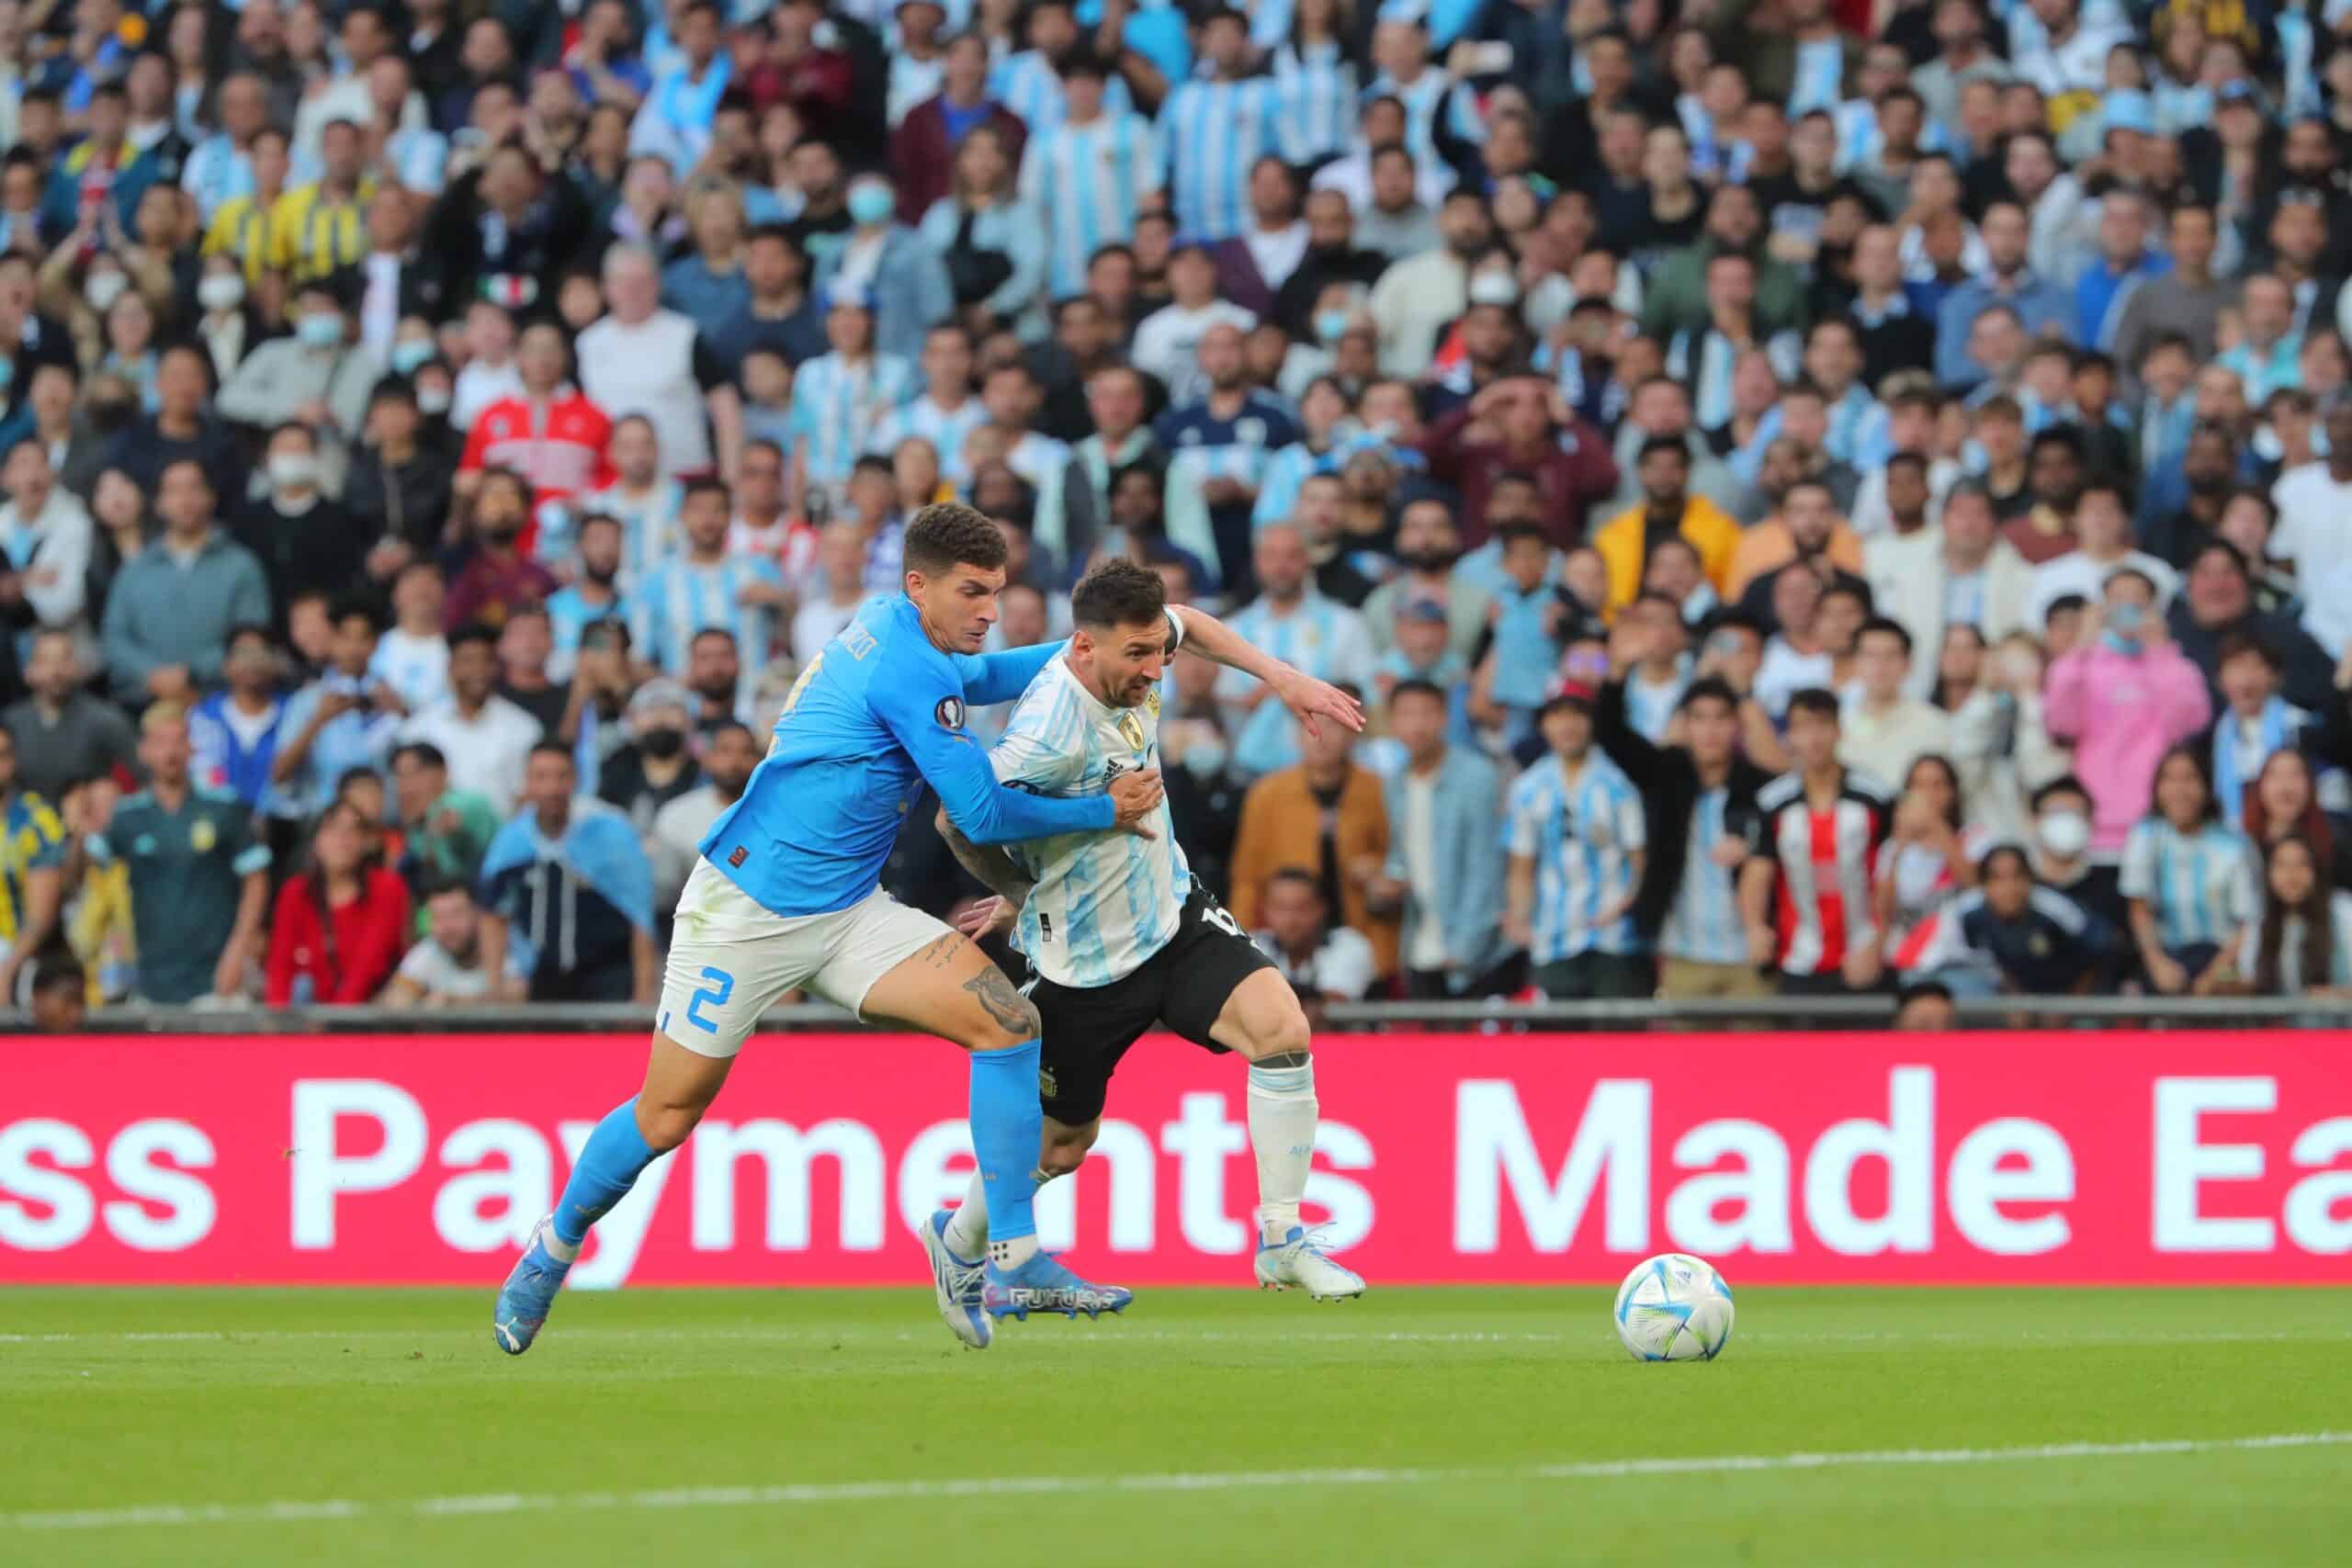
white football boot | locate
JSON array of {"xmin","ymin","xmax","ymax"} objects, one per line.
[{"xmin": 1253, "ymin": 1224, "xmax": 1366, "ymax": 1301}]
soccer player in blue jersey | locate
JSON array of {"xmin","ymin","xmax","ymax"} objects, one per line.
[
  {"xmin": 492, "ymin": 505, "xmax": 1168, "ymax": 1352},
  {"xmin": 921, "ymin": 560, "xmax": 1368, "ymax": 1349}
]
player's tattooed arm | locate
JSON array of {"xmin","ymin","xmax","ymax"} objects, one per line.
[{"xmin": 935, "ymin": 806, "xmax": 1036, "ymax": 907}]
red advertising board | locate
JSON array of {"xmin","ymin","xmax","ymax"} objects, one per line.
[{"xmin": 3, "ymin": 1032, "xmax": 2347, "ymax": 1285}]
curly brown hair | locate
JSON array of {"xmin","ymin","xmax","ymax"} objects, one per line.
[{"xmin": 902, "ymin": 502, "xmax": 1008, "ymax": 580}]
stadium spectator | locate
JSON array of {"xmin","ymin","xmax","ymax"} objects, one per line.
[
  {"xmin": 1593, "ymin": 436, "xmax": 1738, "ymax": 620},
  {"xmin": 478, "ymin": 740, "xmax": 655, "ymax": 1004},
  {"xmin": 397, "ymin": 625, "xmax": 541, "ymax": 815},
  {"xmin": 649, "ymin": 718, "xmax": 758, "ymax": 918},
  {"xmin": 1840, "ymin": 618, "xmax": 1951, "ymax": 787},
  {"xmin": 599, "ymin": 678, "xmax": 703, "ymax": 837},
  {"xmin": 575, "ymin": 240, "xmax": 741, "ymax": 484},
  {"xmin": 232, "ymin": 422, "xmax": 365, "ymax": 626},
  {"xmin": 214, "ymin": 274, "xmax": 377, "ymax": 491},
  {"xmin": 89, "ymin": 705, "xmax": 270, "ymax": 1003},
  {"xmin": 445, "ymin": 469, "xmax": 560, "ymax": 633},
  {"xmin": 383, "ymin": 875, "xmax": 519, "ymax": 1006},
  {"xmin": 1378, "ymin": 679, "xmax": 1506, "ymax": 998},
  {"xmin": 0, "ymin": 435, "xmax": 93, "ymax": 646},
  {"xmin": 99, "ymin": 457, "xmax": 271, "ymax": 706},
  {"xmin": 2043, "ymin": 569, "xmax": 2211, "ymax": 856},
  {"xmin": 1251, "ymin": 866, "xmax": 1378, "ymax": 1004},
  {"xmin": 274, "ymin": 599, "xmax": 401, "ymax": 818},
  {"xmin": 185, "ymin": 624, "xmax": 289, "ymax": 813},
  {"xmin": 1939, "ymin": 844, "xmax": 2113, "ymax": 996},
  {"xmin": 2, "ymin": 629, "xmax": 134, "ymax": 803},
  {"xmin": 0, "ymin": 716, "xmax": 65, "ymax": 1005},
  {"xmin": 2122, "ymin": 745, "xmax": 2259, "ymax": 998},
  {"xmin": 263, "ymin": 799, "xmax": 412, "ymax": 1006},
  {"xmin": 1228, "ymin": 679, "xmax": 1395, "ymax": 981},
  {"xmin": 2230, "ymin": 836, "xmax": 2352, "ymax": 998},
  {"xmin": 1742, "ymin": 688, "xmax": 1894, "ymax": 998},
  {"xmin": 1504, "ymin": 687, "xmax": 1648, "ymax": 999}
]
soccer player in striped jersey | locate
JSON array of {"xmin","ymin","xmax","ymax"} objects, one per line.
[
  {"xmin": 1018, "ymin": 51, "xmax": 1161, "ymax": 303},
  {"xmin": 629, "ymin": 479, "xmax": 786, "ymax": 706},
  {"xmin": 1505, "ymin": 689, "xmax": 1652, "ymax": 998},
  {"xmin": 789, "ymin": 286, "xmax": 916, "ymax": 505},
  {"xmin": 1740, "ymin": 688, "xmax": 1894, "ymax": 998},
  {"xmin": 1156, "ymin": 8, "xmax": 1305, "ymax": 242},
  {"xmin": 923, "ymin": 559, "xmax": 1369, "ymax": 1348}
]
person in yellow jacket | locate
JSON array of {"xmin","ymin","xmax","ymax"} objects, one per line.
[
  {"xmin": 1592, "ymin": 436, "xmax": 1740, "ymax": 619},
  {"xmin": 201, "ymin": 125, "xmax": 293, "ymax": 284},
  {"xmin": 267, "ymin": 116, "xmax": 375, "ymax": 283}
]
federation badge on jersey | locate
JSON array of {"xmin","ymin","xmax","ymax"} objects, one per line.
[
  {"xmin": 935, "ymin": 695, "xmax": 967, "ymax": 729},
  {"xmin": 190, "ymin": 818, "xmax": 217, "ymax": 854},
  {"xmin": 1145, "ymin": 690, "xmax": 1160, "ymax": 716},
  {"xmin": 1117, "ymin": 712, "xmax": 1147, "ymax": 751}
]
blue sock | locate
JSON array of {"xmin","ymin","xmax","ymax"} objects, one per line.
[
  {"xmin": 551, "ymin": 1100, "xmax": 658, "ymax": 1247},
  {"xmin": 968, "ymin": 1039, "xmax": 1043, "ymax": 1243}
]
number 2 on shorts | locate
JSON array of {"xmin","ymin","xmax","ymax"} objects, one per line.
[{"xmin": 685, "ymin": 966, "xmax": 735, "ymax": 1033}]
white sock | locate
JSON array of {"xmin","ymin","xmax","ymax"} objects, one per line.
[
  {"xmin": 539, "ymin": 1220, "xmax": 582, "ymax": 1264},
  {"xmin": 989, "ymin": 1235, "xmax": 1040, "ymax": 1268},
  {"xmin": 942, "ymin": 1170, "xmax": 989, "ymax": 1262},
  {"xmin": 1248, "ymin": 1058, "xmax": 1317, "ymax": 1245},
  {"xmin": 944, "ymin": 1166, "xmax": 1063, "ymax": 1263}
]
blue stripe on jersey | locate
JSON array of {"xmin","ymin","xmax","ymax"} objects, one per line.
[
  {"xmin": 2122, "ymin": 818, "xmax": 2256, "ymax": 949},
  {"xmin": 631, "ymin": 557, "xmax": 784, "ymax": 712},
  {"xmin": 1215, "ymin": 595, "xmax": 1373, "ymax": 779},
  {"xmin": 1660, "ymin": 787, "xmax": 1746, "ymax": 964},
  {"xmin": 1509, "ymin": 756, "xmax": 1645, "ymax": 963},
  {"xmin": 1023, "ymin": 115, "xmax": 1159, "ymax": 300},
  {"xmin": 792, "ymin": 354, "xmax": 915, "ymax": 491},
  {"xmin": 1159, "ymin": 77, "xmax": 1296, "ymax": 241},
  {"xmin": 868, "ymin": 396, "xmax": 988, "ymax": 482}
]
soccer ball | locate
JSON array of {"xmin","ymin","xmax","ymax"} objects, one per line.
[{"xmin": 1612, "ymin": 1253, "xmax": 1735, "ymax": 1362}]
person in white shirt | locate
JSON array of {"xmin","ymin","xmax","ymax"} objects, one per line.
[
  {"xmin": 789, "ymin": 522, "xmax": 871, "ymax": 664},
  {"xmin": 1129, "ymin": 242, "xmax": 1257, "ymax": 408},
  {"xmin": 1250, "ymin": 867, "xmax": 1378, "ymax": 1001},
  {"xmin": 0, "ymin": 437, "xmax": 94, "ymax": 649},
  {"xmin": 2270, "ymin": 396, "xmax": 2352, "ymax": 595},
  {"xmin": 368, "ymin": 559, "xmax": 452, "ymax": 713},
  {"xmin": 383, "ymin": 879, "xmax": 523, "ymax": 1005},
  {"xmin": 1839, "ymin": 615, "xmax": 1953, "ymax": 787},
  {"xmin": 2027, "ymin": 479, "xmax": 2177, "ymax": 626},
  {"xmin": 395, "ymin": 625, "xmax": 543, "ymax": 814},
  {"xmin": 449, "ymin": 300, "xmax": 524, "ymax": 434},
  {"xmin": 647, "ymin": 719, "xmax": 758, "ymax": 917},
  {"xmin": 1367, "ymin": 187, "xmax": 1488, "ymax": 378}
]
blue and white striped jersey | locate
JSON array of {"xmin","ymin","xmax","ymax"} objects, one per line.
[
  {"xmin": 543, "ymin": 585, "xmax": 629, "ymax": 684},
  {"xmin": 867, "ymin": 393, "xmax": 989, "ymax": 483},
  {"xmin": 1269, "ymin": 45, "xmax": 1359, "ymax": 160},
  {"xmin": 991, "ymin": 51, "xmax": 1136, "ymax": 140},
  {"xmin": 791, "ymin": 351, "xmax": 916, "ymax": 492},
  {"xmin": 179, "ymin": 134, "xmax": 254, "ymax": 221},
  {"xmin": 580, "ymin": 478, "xmax": 687, "ymax": 591},
  {"xmin": 1019, "ymin": 112, "xmax": 1162, "ymax": 301},
  {"xmin": 2120, "ymin": 818, "xmax": 2260, "ymax": 951},
  {"xmin": 1157, "ymin": 73, "xmax": 1302, "ymax": 240},
  {"xmin": 1659, "ymin": 785, "xmax": 1747, "ymax": 965},
  {"xmin": 630, "ymin": 555, "xmax": 786, "ymax": 701},
  {"xmin": 989, "ymin": 622, "xmax": 1195, "ymax": 987},
  {"xmin": 1509, "ymin": 753, "xmax": 1646, "ymax": 964},
  {"xmin": 1214, "ymin": 592, "xmax": 1374, "ymax": 779}
]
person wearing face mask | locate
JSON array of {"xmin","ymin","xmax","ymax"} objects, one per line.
[
  {"xmin": 216, "ymin": 274, "xmax": 379, "ymax": 494},
  {"xmin": 809, "ymin": 171, "xmax": 954, "ymax": 366},
  {"xmin": 232, "ymin": 422, "xmax": 365, "ymax": 637},
  {"xmin": 191, "ymin": 262, "xmax": 264, "ymax": 385},
  {"xmin": 2027, "ymin": 773, "xmax": 2128, "ymax": 944},
  {"xmin": 2043, "ymin": 568, "xmax": 2213, "ymax": 862},
  {"xmin": 595, "ymin": 677, "xmax": 704, "ymax": 840},
  {"xmin": 1271, "ymin": 189, "xmax": 1386, "ymax": 344}
]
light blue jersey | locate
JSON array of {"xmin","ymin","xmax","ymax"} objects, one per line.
[
  {"xmin": 1157, "ymin": 74, "xmax": 1301, "ymax": 241},
  {"xmin": 543, "ymin": 585, "xmax": 628, "ymax": 683},
  {"xmin": 1270, "ymin": 45, "xmax": 1358, "ymax": 160},
  {"xmin": 1214, "ymin": 593, "xmax": 1374, "ymax": 779},
  {"xmin": 2120, "ymin": 818, "xmax": 2259, "ymax": 950},
  {"xmin": 1020, "ymin": 112, "xmax": 1161, "ymax": 300},
  {"xmin": 791, "ymin": 352, "xmax": 916, "ymax": 493},
  {"xmin": 1660, "ymin": 786, "xmax": 1747, "ymax": 964},
  {"xmin": 992, "ymin": 51, "xmax": 1136, "ymax": 140},
  {"xmin": 699, "ymin": 594, "xmax": 1115, "ymax": 917},
  {"xmin": 631, "ymin": 556, "xmax": 784, "ymax": 710},
  {"xmin": 868, "ymin": 394, "xmax": 989, "ymax": 483},
  {"xmin": 580, "ymin": 478, "xmax": 687, "ymax": 591},
  {"xmin": 1363, "ymin": 68, "xmax": 1487, "ymax": 175},
  {"xmin": 1508, "ymin": 753, "xmax": 1646, "ymax": 964},
  {"xmin": 989, "ymin": 624, "xmax": 1193, "ymax": 987}
]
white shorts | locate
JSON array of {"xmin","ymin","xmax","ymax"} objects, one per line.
[{"xmin": 658, "ymin": 860, "xmax": 950, "ymax": 1058}]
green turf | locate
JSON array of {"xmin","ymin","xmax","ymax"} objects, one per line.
[{"xmin": 4, "ymin": 1285, "xmax": 2348, "ymax": 1566}]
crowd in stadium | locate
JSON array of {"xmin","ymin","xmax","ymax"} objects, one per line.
[{"xmin": 5, "ymin": 0, "xmax": 2352, "ymax": 1024}]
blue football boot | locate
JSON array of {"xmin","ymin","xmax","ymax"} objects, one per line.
[
  {"xmin": 492, "ymin": 1215, "xmax": 573, "ymax": 1355},
  {"xmin": 982, "ymin": 1250, "xmax": 1133, "ymax": 1321},
  {"xmin": 920, "ymin": 1208, "xmax": 992, "ymax": 1349}
]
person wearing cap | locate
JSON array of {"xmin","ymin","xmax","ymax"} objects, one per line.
[
  {"xmin": 1503, "ymin": 684, "xmax": 1649, "ymax": 999},
  {"xmin": 810, "ymin": 170, "xmax": 953, "ymax": 365}
]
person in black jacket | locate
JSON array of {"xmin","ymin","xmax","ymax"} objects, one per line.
[{"xmin": 1597, "ymin": 616, "xmax": 1774, "ymax": 999}]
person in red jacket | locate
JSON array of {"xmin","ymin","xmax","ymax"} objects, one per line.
[
  {"xmin": 458, "ymin": 321, "xmax": 615, "ymax": 560},
  {"xmin": 1419, "ymin": 375, "xmax": 1620, "ymax": 548},
  {"xmin": 265, "ymin": 800, "xmax": 413, "ymax": 1005}
]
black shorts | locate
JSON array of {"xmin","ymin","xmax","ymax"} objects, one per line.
[{"xmin": 1024, "ymin": 883, "xmax": 1277, "ymax": 1125}]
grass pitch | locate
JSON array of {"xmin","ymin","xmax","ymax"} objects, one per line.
[{"xmin": 4, "ymin": 1285, "xmax": 2348, "ymax": 1567}]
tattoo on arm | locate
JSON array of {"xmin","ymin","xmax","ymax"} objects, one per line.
[
  {"xmin": 936, "ymin": 809, "xmax": 1036, "ymax": 905},
  {"xmin": 964, "ymin": 962, "xmax": 1039, "ymax": 1037}
]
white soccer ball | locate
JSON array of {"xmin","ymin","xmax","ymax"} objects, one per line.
[{"xmin": 1612, "ymin": 1253, "xmax": 1735, "ymax": 1362}]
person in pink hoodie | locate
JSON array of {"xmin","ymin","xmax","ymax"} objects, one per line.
[{"xmin": 2042, "ymin": 567, "xmax": 2213, "ymax": 854}]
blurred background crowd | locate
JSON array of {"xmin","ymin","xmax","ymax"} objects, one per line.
[{"xmin": 5, "ymin": 0, "xmax": 2352, "ymax": 1026}]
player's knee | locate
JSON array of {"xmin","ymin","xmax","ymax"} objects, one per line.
[
  {"xmin": 1037, "ymin": 1138, "xmax": 1089, "ymax": 1178},
  {"xmin": 1249, "ymin": 999, "xmax": 1313, "ymax": 1064},
  {"xmin": 635, "ymin": 1096, "xmax": 707, "ymax": 1154},
  {"xmin": 967, "ymin": 991, "xmax": 1042, "ymax": 1051}
]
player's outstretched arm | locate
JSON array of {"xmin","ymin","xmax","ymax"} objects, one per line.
[
  {"xmin": 935, "ymin": 806, "xmax": 1036, "ymax": 907},
  {"xmin": 1170, "ymin": 604, "xmax": 1365, "ymax": 739},
  {"xmin": 950, "ymin": 638, "xmax": 1069, "ymax": 706}
]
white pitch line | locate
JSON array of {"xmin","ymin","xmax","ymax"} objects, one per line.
[
  {"xmin": 6, "ymin": 1432, "xmax": 2347, "ymax": 1533},
  {"xmin": 5, "ymin": 1326, "xmax": 2346, "ymax": 1348}
]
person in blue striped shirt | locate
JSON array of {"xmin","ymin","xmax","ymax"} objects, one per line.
[
  {"xmin": 629, "ymin": 479, "xmax": 786, "ymax": 716},
  {"xmin": 1506, "ymin": 689, "xmax": 1650, "ymax": 998},
  {"xmin": 992, "ymin": 0, "xmax": 1138, "ymax": 140},
  {"xmin": 1214, "ymin": 524, "xmax": 1374, "ymax": 779},
  {"xmin": 2121, "ymin": 744, "xmax": 2260, "ymax": 997},
  {"xmin": 543, "ymin": 514, "xmax": 630, "ymax": 685},
  {"xmin": 789, "ymin": 286, "xmax": 916, "ymax": 508},
  {"xmin": 580, "ymin": 416, "xmax": 688, "ymax": 592},
  {"xmin": 1156, "ymin": 9, "xmax": 1305, "ymax": 243},
  {"xmin": 866, "ymin": 322, "xmax": 987, "ymax": 485},
  {"xmin": 1017, "ymin": 51, "xmax": 1161, "ymax": 303},
  {"xmin": 1363, "ymin": 17, "xmax": 1487, "ymax": 181}
]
